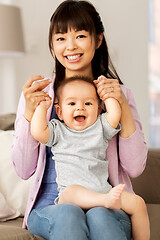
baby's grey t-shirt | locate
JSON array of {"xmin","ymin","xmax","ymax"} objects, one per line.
[{"xmin": 46, "ymin": 113, "xmax": 121, "ymax": 200}]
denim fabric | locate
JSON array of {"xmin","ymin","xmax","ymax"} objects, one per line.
[
  {"xmin": 34, "ymin": 106, "xmax": 58, "ymax": 209},
  {"xmin": 28, "ymin": 204, "xmax": 132, "ymax": 240}
]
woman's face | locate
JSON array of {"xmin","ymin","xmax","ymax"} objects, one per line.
[{"xmin": 52, "ymin": 28, "xmax": 96, "ymax": 78}]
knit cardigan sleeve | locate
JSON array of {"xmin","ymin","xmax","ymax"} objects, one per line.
[
  {"xmin": 118, "ymin": 86, "xmax": 148, "ymax": 178},
  {"xmin": 11, "ymin": 81, "xmax": 54, "ymax": 180}
]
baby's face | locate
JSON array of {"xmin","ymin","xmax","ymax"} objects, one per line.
[{"xmin": 57, "ymin": 80, "xmax": 100, "ymax": 131}]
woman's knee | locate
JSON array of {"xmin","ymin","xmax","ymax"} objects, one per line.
[
  {"xmin": 28, "ymin": 204, "xmax": 89, "ymax": 240},
  {"xmin": 55, "ymin": 203, "xmax": 86, "ymax": 224},
  {"xmin": 53, "ymin": 204, "xmax": 89, "ymax": 239},
  {"xmin": 86, "ymin": 207, "xmax": 114, "ymax": 226},
  {"xmin": 86, "ymin": 207, "xmax": 132, "ymax": 240}
]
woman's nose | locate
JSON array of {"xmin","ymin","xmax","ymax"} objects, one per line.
[{"xmin": 67, "ymin": 38, "xmax": 77, "ymax": 51}]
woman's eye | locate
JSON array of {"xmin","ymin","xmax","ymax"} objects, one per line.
[
  {"xmin": 77, "ymin": 35, "xmax": 86, "ymax": 39},
  {"xmin": 57, "ymin": 37, "xmax": 65, "ymax": 41},
  {"xmin": 85, "ymin": 102, "xmax": 92, "ymax": 106},
  {"xmin": 69, "ymin": 102, "xmax": 75, "ymax": 106}
]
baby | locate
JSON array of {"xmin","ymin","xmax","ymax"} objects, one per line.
[{"xmin": 31, "ymin": 75, "xmax": 150, "ymax": 240}]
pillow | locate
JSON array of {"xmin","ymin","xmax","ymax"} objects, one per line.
[
  {"xmin": 0, "ymin": 192, "xmax": 15, "ymax": 221},
  {"xmin": 0, "ymin": 130, "xmax": 32, "ymax": 221}
]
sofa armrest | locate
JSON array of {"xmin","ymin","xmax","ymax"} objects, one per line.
[
  {"xmin": 0, "ymin": 114, "xmax": 16, "ymax": 130},
  {"xmin": 131, "ymin": 148, "xmax": 160, "ymax": 204}
]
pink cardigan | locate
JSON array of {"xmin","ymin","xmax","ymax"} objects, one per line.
[{"xmin": 11, "ymin": 80, "xmax": 148, "ymax": 228}]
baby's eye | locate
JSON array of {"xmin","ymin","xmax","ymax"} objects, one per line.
[
  {"xmin": 85, "ymin": 102, "xmax": 92, "ymax": 106},
  {"xmin": 69, "ymin": 102, "xmax": 75, "ymax": 106}
]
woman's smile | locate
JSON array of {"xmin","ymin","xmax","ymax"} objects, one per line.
[{"xmin": 65, "ymin": 54, "xmax": 83, "ymax": 62}]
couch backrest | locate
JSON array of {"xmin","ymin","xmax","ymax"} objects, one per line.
[
  {"xmin": 0, "ymin": 114, "xmax": 16, "ymax": 130},
  {"xmin": 131, "ymin": 148, "xmax": 160, "ymax": 204}
]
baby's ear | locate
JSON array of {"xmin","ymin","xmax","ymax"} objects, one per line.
[
  {"xmin": 56, "ymin": 105, "xmax": 63, "ymax": 120},
  {"xmin": 98, "ymin": 104, "xmax": 102, "ymax": 116}
]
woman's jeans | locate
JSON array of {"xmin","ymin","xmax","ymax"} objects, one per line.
[{"xmin": 28, "ymin": 203, "xmax": 132, "ymax": 240}]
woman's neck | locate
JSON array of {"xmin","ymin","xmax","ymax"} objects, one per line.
[{"xmin": 65, "ymin": 67, "xmax": 94, "ymax": 79}]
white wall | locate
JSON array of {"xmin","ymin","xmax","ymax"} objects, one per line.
[{"xmin": 0, "ymin": 0, "xmax": 149, "ymax": 144}]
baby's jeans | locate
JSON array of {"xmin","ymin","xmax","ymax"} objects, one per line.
[{"xmin": 28, "ymin": 203, "xmax": 132, "ymax": 240}]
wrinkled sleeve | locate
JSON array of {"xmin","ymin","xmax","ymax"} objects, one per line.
[
  {"xmin": 11, "ymin": 92, "xmax": 40, "ymax": 180},
  {"xmin": 100, "ymin": 113, "xmax": 121, "ymax": 141},
  {"xmin": 119, "ymin": 88, "xmax": 148, "ymax": 178},
  {"xmin": 45, "ymin": 120, "xmax": 59, "ymax": 147}
]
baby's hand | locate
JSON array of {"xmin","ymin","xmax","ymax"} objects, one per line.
[{"xmin": 39, "ymin": 96, "xmax": 52, "ymax": 109}]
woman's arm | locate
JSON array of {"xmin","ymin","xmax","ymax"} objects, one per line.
[
  {"xmin": 11, "ymin": 92, "xmax": 40, "ymax": 180},
  {"xmin": 119, "ymin": 92, "xmax": 136, "ymax": 138},
  {"xmin": 118, "ymin": 86, "xmax": 148, "ymax": 178},
  {"xmin": 11, "ymin": 76, "xmax": 52, "ymax": 180},
  {"xmin": 94, "ymin": 76, "xmax": 147, "ymax": 178}
]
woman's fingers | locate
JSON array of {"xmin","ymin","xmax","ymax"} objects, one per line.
[
  {"xmin": 23, "ymin": 75, "xmax": 52, "ymax": 121},
  {"xmin": 23, "ymin": 75, "xmax": 44, "ymax": 88},
  {"xmin": 23, "ymin": 76, "xmax": 52, "ymax": 94},
  {"xmin": 95, "ymin": 76, "xmax": 122, "ymax": 103},
  {"xmin": 31, "ymin": 78, "xmax": 52, "ymax": 92},
  {"xmin": 25, "ymin": 90, "xmax": 52, "ymax": 106}
]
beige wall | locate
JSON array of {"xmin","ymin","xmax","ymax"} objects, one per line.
[{"xmin": 0, "ymin": 0, "xmax": 149, "ymax": 144}]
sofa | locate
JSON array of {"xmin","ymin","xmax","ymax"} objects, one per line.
[{"xmin": 0, "ymin": 114, "xmax": 160, "ymax": 240}]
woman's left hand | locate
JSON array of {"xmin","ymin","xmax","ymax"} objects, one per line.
[
  {"xmin": 94, "ymin": 75, "xmax": 136, "ymax": 137},
  {"xmin": 94, "ymin": 75, "xmax": 125, "ymax": 105}
]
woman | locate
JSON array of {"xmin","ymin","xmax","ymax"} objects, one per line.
[{"xmin": 12, "ymin": 1, "xmax": 148, "ymax": 239}]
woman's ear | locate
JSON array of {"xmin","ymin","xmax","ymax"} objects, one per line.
[
  {"xmin": 96, "ymin": 33, "xmax": 103, "ymax": 49},
  {"xmin": 56, "ymin": 105, "xmax": 63, "ymax": 120}
]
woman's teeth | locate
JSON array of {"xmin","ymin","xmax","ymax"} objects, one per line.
[{"xmin": 66, "ymin": 54, "xmax": 81, "ymax": 60}]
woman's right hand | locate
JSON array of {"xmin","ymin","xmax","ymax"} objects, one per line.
[{"xmin": 22, "ymin": 75, "xmax": 52, "ymax": 122}]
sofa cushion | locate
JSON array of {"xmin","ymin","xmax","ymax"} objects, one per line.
[
  {"xmin": 0, "ymin": 130, "xmax": 33, "ymax": 222},
  {"xmin": 0, "ymin": 192, "xmax": 15, "ymax": 221},
  {"xmin": 0, "ymin": 218, "xmax": 45, "ymax": 240},
  {"xmin": 0, "ymin": 114, "xmax": 16, "ymax": 130},
  {"xmin": 131, "ymin": 148, "xmax": 160, "ymax": 204},
  {"xmin": 147, "ymin": 204, "xmax": 160, "ymax": 240}
]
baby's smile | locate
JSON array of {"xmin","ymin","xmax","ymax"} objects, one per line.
[{"xmin": 74, "ymin": 115, "xmax": 86, "ymax": 122}]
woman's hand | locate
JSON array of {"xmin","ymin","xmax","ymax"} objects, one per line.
[
  {"xmin": 94, "ymin": 75, "xmax": 125, "ymax": 105},
  {"xmin": 22, "ymin": 75, "xmax": 52, "ymax": 122},
  {"xmin": 94, "ymin": 75, "xmax": 136, "ymax": 138}
]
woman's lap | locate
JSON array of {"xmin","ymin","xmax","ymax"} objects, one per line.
[
  {"xmin": 28, "ymin": 203, "xmax": 132, "ymax": 240},
  {"xmin": 28, "ymin": 203, "xmax": 89, "ymax": 240},
  {"xmin": 86, "ymin": 207, "xmax": 132, "ymax": 240}
]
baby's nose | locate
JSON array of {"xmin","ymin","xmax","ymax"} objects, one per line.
[{"xmin": 76, "ymin": 103, "xmax": 85, "ymax": 111}]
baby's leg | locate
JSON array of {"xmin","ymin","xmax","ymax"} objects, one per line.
[
  {"xmin": 58, "ymin": 184, "xmax": 125, "ymax": 210},
  {"xmin": 120, "ymin": 191, "xmax": 150, "ymax": 240}
]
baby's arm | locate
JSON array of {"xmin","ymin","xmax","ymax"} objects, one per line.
[
  {"xmin": 94, "ymin": 76, "xmax": 121, "ymax": 128},
  {"xmin": 104, "ymin": 98, "xmax": 121, "ymax": 129},
  {"xmin": 31, "ymin": 99, "xmax": 51, "ymax": 144}
]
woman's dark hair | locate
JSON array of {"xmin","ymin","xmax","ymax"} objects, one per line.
[{"xmin": 49, "ymin": 0, "xmax": 123, "ymax": 90}]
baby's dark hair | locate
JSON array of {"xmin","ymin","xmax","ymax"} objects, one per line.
[{"xmin": 54, "ymin": 75, "xmax": 101, "ymax": 105}]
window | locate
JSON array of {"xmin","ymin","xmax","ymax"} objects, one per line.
[{"xmin": 149, "ymin": 0, "xmax": 160, "ymax": 148}]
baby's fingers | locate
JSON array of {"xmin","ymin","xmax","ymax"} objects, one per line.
[{"xmin": 40, "ymin": 97, "xmax": 52, "ymax": 109}]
